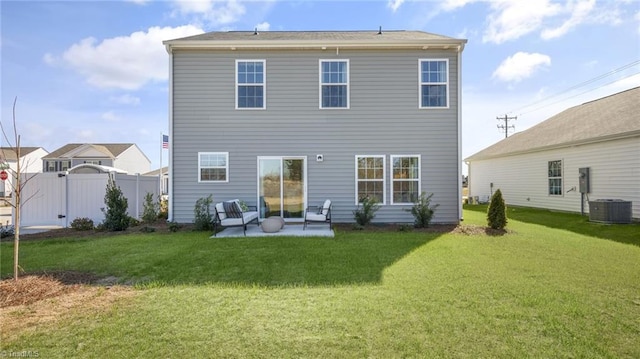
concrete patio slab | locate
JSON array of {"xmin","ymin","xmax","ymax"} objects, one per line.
[{"xmin": 211, "ymin": 223, "xmax": 334, "ymax": 238}]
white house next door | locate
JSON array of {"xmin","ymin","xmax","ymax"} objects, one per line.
[{"xmin": 258, "ymin": 157, "xmax": 306, "ymax": 220}]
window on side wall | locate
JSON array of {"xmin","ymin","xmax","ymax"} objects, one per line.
[
  {"xmin": 236, "ymin": 60, "xmax": 265, "ymax": 109},
  {"xmin": 419, "ymin": 59, "xmax": 449, "ymax": 108},
  {"xmin": 391, "ymin": 155, "xmax": 421, "ymax": 204},
  {"xmin": 355, "ymin": 155, "xmax": 385, "ymax": 204},
  {"xmin": 47, "ymin": 161, "xmax": 55, "ymax": 172},
  {"xmin": 548, "ymin": 160, "xmax": 562, "ymax": 196},
  {"xmin": 199, "ymin": 152, "xmax": 229, "ymax": 183},
  {"xmin": 320, "ymin": 60, "xmax": 349, "ymax": 109},
  {"xmin": 61, "ymin": 160, "xmax": 71, "ymax": 171}
]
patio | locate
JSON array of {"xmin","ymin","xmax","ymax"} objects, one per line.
[{"xmin": 211, "ymin": 223, "xmax": 334, "ymax": 238}]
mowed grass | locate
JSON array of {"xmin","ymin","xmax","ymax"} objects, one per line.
[{"xmin": 1, "ymin": 208, "xmax": 639, "ymax": 358}]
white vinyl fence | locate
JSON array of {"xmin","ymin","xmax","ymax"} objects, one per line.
[{"xmin": 19, "ymin": 172, "xmax": 159, "ymax": 227}]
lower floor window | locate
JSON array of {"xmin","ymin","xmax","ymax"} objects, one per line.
[
  {"xmin": 199, "ymin": 152, "xmax": 228, "ymax": 182},
  {"xmin": 548, "ymin": 160, "xmax": 562, "ymax": 195},
  {"xmin": 356, "ymin": 156, "xmax": 385, "ymax": 204},
  {"xmin": 391, "ymin": 155, "xmax": 421, "ymax": 204}
]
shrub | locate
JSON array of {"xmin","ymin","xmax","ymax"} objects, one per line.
[
  {"xmin": 167, "ymin": 221, "xmax": 182, "ymax": 233},
  {"xmin": 101, "ymin": 176, "xmax": 130, "ymax": 231},
  {"xmin": 0, "ymin": 224, "xmax": 15, "ymax": 238},
  {"xmin": 193, "ymin": 195, "xmax": 213, "ymax": 231},
  {"xmin": 487, "ymin": 189, "xmax": 508, "ymax": 230},
  {"xmin": 398, "ymin": 224, "xmax": 413, "ymax": 232},
  {"xmin": 142, "ymin": 192, "xmax": 159, "ymax": 223},
  {"xmin": 70, "ymin": 217, "xmax": 94, "ymax": 231},
  {"xmin": 128, "ymin": 216, "xmax": 140, "ymax": 227},
  {"xmin": 353, "ymin": 196, "xmax": 380, "ymax": 226},
  {"xmin": 407, "ymin": 192, "xmax": 440, "ymax": 228},
  {"xmin": 158, "ymin": 196, "xmax": 168, "ymax": 220}
]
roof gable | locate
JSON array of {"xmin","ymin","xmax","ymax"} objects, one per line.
[
  {"xmin": 466, "ymin": 87, "xmax": 640, "ymax": 161},
  {"xmin": 44, "ymin": 143, "xmax": 135, "ymax": 159},
  {"xmin": 0, "ymin": 147, "xmax": 46, "ymax": 161}
]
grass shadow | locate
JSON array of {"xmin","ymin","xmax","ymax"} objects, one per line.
[
  {"xmin": 2, "ymin": 231, "xmax": 448, "ymax": 288},
  {"xmin": 465, "ymin": 204, "xmax": 639, "ymax": 247}
]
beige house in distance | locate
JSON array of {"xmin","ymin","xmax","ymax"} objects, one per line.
[
  {"xmin": 43, "ymin": 143, "xmax": 151, "ymax": 175},
  {"xmin": 0, "ymin": 146, "xmax": 49, "ymax": 197}
]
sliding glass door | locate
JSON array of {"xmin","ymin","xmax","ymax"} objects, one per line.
[{"xmin": 258, "ymin": 157, "xmax": 306, "ymax": 220}]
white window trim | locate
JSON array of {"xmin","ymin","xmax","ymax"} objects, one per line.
[
  {"xmin": 418, "ymin": 58, "xmax": 449, "ymax": 109},
  {"xmin": 548, "ymin": 159, "xmax": 563, "ymax": 197},
  {"xmin": 198, "ymin": 152, "xmax": 229, "ymax": 183},
  {"xmin": 355, "ymin": 155, "xmax": 386, "ymax": 205},
  {"xmin": 319, "ymin": 59, "xmax": 350, "ymax": 109},
  {"xmin": 390, "ymin": 154, "xmax": 422, "ymax": 205},
  {"xmin": 235, "ymin": 59, "xmax": 266, "ymax": 110}
]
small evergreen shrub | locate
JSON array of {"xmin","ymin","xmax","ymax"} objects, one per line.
[
  {"xmin": 407, "ymin": 192, "xmax": 440, "ymax": 228},
  {"xmin": 194, "ymin": 195, "xmax": 213, "ymax": 231},
  {"xmin": 167, "ymin": 221, "xmax": 182, "ymax": 232},
  {"xmin": 142, "ymin": 192, "xmax": 159, "ymax": 223},
  {"xmin": 487, "ymin": 189, "xmax": 508, "ymax": 230},
  {"xmin": 128, "ymin": 216, "xmax": 140, "ymax": 227},
  {"xmin": 70, "ymin": 217, "xmax": 94, "ymax": 231},
  {"xmin": 353, "ymin": 196, "xmax": 380, "ymax": 226},
  {"xmin": 101, "ymin": 176, "xmax": 130, "ymax": 231}
]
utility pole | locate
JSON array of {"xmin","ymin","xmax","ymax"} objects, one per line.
[{"xmin": 497, "ymin": 114, "xmax": 517, "ymax": 138}]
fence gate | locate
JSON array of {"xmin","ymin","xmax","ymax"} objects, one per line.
[{"xmin": 19, "ymin": 173, "xmax": 67, "ymax": 227}]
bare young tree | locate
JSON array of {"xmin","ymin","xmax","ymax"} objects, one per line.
[{"xmin": 1, "ymin": 97, "xmax": 39, "ymax": 280}]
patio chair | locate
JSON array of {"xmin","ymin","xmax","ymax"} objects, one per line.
[
  {"xmin": 213, "ymin": 199, "xmax": 259, "ymax": 236},
  {"xmin": 303, "ymin": 199, "xmax": 332, "ymax": 230}
]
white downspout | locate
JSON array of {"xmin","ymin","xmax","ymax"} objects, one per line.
[
  {"xmin": 457, "ymin": 46, "xmax": 463, "ymax": 222},
  {"xmin": 167, "ymin": 48, "xmax": 174, "ymax": 222}
]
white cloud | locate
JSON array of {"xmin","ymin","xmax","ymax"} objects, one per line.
[
  {"xmin": 492, "ymin": 52, "xmax": 551, "ymax": 83},
  {"xmin": 387, "ymin": 0, "xmax": 405, "ymax": 12},
  {"xmin": 101, "ymin": 111, "xmax": 122, "ymax": 122},
  {"xmin": 483, "ymin": 0, "xmax": 562, "ymax": 44},
  {"xmin": 110, "ymin": 94, "xmax": 141, "ymax": 106},
  {"xmin": 541, "ymin": 0, "xmax": 595, "ymax": 39},
  {"xmin": 42, "ymin": 53, "xmax": 56, "ymax": 65},
  {"xmin": 255, "ymin": 21, "xmax": 270, "ymax": 31},
  {"xmin": 171, "ymin": 0, "xmax": 246, "ymax": 26},
  {"xmin": 59, "ymin": 25, "xmax": 204, "ymax": 90},
  {"xmin": 440, "ymin": 0, "xmax": 479, "ymax": 12}
]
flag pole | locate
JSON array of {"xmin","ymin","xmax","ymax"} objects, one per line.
[{"xmin": 159, "ymin": 132, "xmax": 163, "ymax": 196}]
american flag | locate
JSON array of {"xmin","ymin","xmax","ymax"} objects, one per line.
[{"xmin": 162, "ymin": 134, "xmax": 169, "ymax": 149}]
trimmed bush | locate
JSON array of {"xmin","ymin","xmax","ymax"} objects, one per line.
[
  {"xmin": 407, "ymin": 192, "xmax": 439, "ymax": 228},
  {"xmin": 70, "ymin": 217, "xmax": 94, "ymax": 231},
  {"xmin": 194, "ymin": 195, "xmax": 213, "ymax": 231},
  {"xmin": 353, "ymin": 196, "xmax": 380, "ymax": 226},
  {"xmin": 487, "ymin": 189, "xmax": 507, "ymax": 230},
  {"xmin": 142, "ymin": 192, "xmax": 159, "ymax": 223},
  {"xmin": 101, "ymin": 176, "xmax": 130, "ymax": 231}
]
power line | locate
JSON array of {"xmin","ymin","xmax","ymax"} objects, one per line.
[
  {"xmin": 507, "ymin": 59, "xmax": 640, "ymax": 115},
  {"xmin": 520, "ymin": 71, "xmax": 640, "ymax": 116}
]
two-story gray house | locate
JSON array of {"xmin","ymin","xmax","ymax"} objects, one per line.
[{"xmin": 164, "ymin": 30, "xmax": 466, "ymax": 224}]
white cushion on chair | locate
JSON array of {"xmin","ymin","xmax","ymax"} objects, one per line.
[
  {"xmin": 215, "ymin": 202, "xmax": 226, "ymax": 220},
  {"xmin": 322, "ymin": 200, "xmax": 331, "ymax": 216},
  {"xmin": 306, "ymin": 213, "xmax": 327, "ymax": 222}
]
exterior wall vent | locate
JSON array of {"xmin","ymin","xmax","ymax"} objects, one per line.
[{"xmin": 588, "ymin": 200, "xmax": 632, "ymax": 224}]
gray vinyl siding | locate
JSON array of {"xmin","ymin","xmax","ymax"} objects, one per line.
[{"xmin": 171, "ymin": 49, "xmax": 461, "ymax": 224}]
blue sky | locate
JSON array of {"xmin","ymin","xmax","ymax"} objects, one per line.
[{"xmin": 2, "ymin": 0, "xmax": 639, "ymax": 174}]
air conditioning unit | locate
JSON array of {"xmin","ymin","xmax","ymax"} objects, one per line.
[{"xmin": 588, "ymin": 200, "xmax": 632, "ymax": 224}]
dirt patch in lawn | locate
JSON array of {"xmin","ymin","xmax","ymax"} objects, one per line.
[{"xmin": 0, "ymin": 273, "xmax": 137, "ymax": 342}]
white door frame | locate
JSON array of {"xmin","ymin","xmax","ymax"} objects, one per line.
[{"xmin": 256, "ymin": 156, "xmax": 307, "ymax": 222}]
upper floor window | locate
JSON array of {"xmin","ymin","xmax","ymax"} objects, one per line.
[
  {"xmin": 355, "ymin": 155, "xmax": 385, "ymax": 204},
  {"xmin": 236, "ymin": 60, "xmax": 265, "ymax": 109},
  {"xmin": 199, "ymin": 152, "xmax": 229, "ymax": 182},
  {"xmin": 419, "ymin": 59, "xmax": 449, "ymax": 108},
  {"xmin": 320, "ymin": 60, "xmax": 349, "ymax": 109},
  {"xmin": 548, "ymin": 160, "xmax": 562, "ymax": 196},
  {"xmin": 391, "ymin": 155, "xmax": 421, "ymax": 204}
]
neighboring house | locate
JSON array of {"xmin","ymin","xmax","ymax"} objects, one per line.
[
  {"xmin": 144, "ymin": 166, "xmax": 169, "ymax": 194},
  {"xmin": 43, "ymin": 143, "xmax": 151, "ymax": 175},
  {"xmin": 0, "ymin": 147, "xmax": 49, "ymax": 197},
  {"xmin": 465, "ymin": 87, "xmax": 640, "ymax": 220},
  {"xmin": 164, "ymin": 30, "xmax": 466, "ymax": 224}
]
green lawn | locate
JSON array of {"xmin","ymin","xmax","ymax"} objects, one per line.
[{"xmin": 1, "ymin": 207, "xmax": 639, "ymax": 358}]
